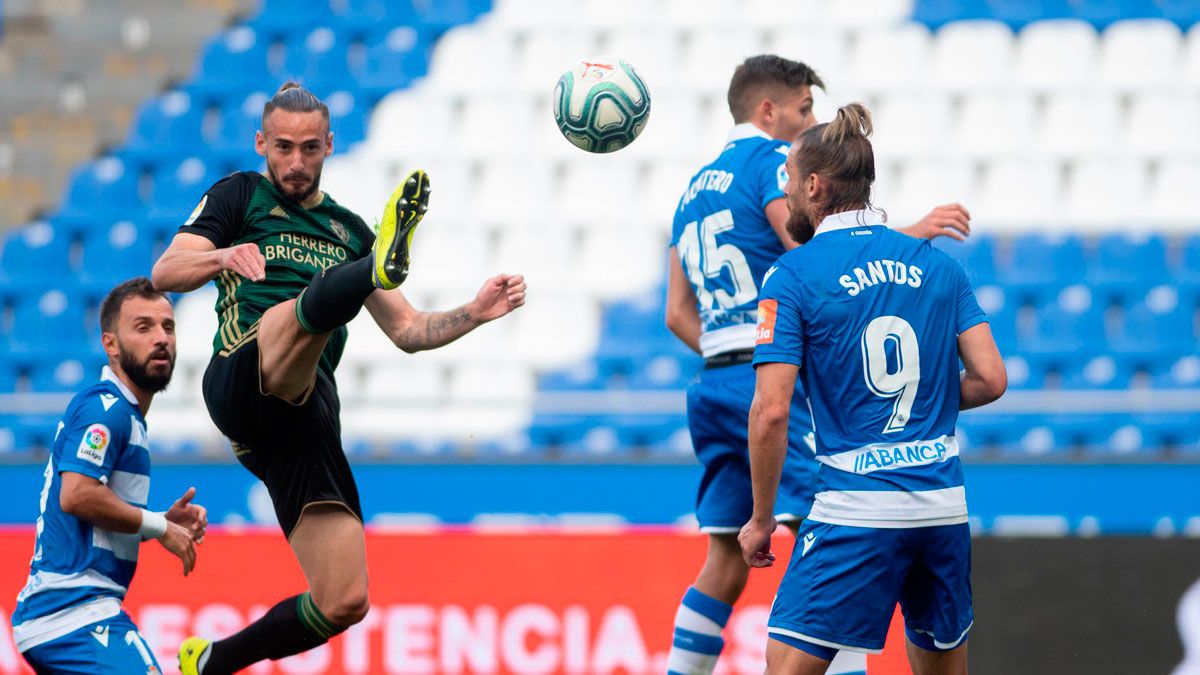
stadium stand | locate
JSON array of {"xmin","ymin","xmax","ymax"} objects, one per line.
[{"xmin": 0, "ymin": 0, "xmax": 1197, "ymax": 463}]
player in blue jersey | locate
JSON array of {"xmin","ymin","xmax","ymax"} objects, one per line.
[
  {"xmin": 665, "ymin": 55, "xmax": 971, "ymax": 675},
  {"xmin": 739, "ymin": 103, "xmax": 1007, "ymax": 674},
  {"xmin": 11, "ymin": 278, "xmax": 207, "ymax": 674}
]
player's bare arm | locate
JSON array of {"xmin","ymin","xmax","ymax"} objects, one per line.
[
  {"xmin": 59, "ymin": 472, "xmax": 198, "ymax": 575},
  {"xmin": 765, "ymin": 198, "xmax": 798, "ymax": 250},
  {"xmin": 665, "ymin": 247, "xmax": 702, "ymax": 353},
  {"xmin": 152, "ymin": 232, "xmax": 266, "ymax": 292},
  {"xmin": 739, "ymin": 362, "xmax": 799, "ymax": 568},
  {"xmin": 364, "ymin": 273, "xmax": 526, "ymax": 353},
  {"xmin": 957, "ymin": 322, "xmax": 1007, "ymax": 410}
]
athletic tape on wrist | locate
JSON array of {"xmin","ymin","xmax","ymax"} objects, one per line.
[{"xmin": 139, "ymin": 509, "xmax": 168, "ymax": 539}]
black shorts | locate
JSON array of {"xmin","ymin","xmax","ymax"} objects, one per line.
[{"xmin": 201, "ymin": 332, "xmax": 362, "ymax": 538}]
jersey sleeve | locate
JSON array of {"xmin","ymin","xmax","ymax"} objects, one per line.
[
  {"xmin": 177, "ymin": 172, "xmax": 257, "ymax": 248},
  {"xmin": 669, "ymin": 195, "xmax": 688, "ymax": 248},
  {"xmin": 753, "ymin": 263, "xmax": 804, "ymax": 366},
  {"xmin": 352, "ymin": 215, "xmax": 375, "ymax": 258},
  {"xmin": 755, "ymin": 142, "xmax": 790, "ymax": 209},
  {"xmin": 55, "ymin": 395, "xmax": 131, "ymax": 482},
  {"xmin": 953, "ymin": 263, "xmax": 988, "ymax": 335}
]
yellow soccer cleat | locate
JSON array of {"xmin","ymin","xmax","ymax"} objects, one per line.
[
  {"xmin": 372, "ymin": 169, "xmax": 431, "ymax": 290},
  {"xmin": 178, "ymin": 636, "xmax": 211, "ymax": 675}
]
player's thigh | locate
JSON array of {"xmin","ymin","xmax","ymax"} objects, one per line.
[
  {"xmin": 765, "ymin": 636, "xmax": 835, "ymax": 675},
  {"xmin": 24, "ymin": 613, "xmax": 161, "ymax": 674},
  {"xmin": 256, "ymin": 299, "xmax": 330, "ymax": 396},
  {"xmin": 899, "ymin": 524, "xmax": 973, "ymax": 655},
  {"xmin": 905, "ymin": 639, "xmax": 968, "ymax": 675},
  {"xmin": 290, "ymin": 503, "xmax": 368, "ymax": 603}
]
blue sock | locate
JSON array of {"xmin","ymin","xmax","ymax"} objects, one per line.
[{"xmin": 666, "ymin": 586, "xmax": 732, "ymax": 675}]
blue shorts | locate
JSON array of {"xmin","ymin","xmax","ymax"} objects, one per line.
[
  {"xmin": 768, "ymin": 521, "xmax": 973, "ymax": 655},
  {"xmin": 686, "ymin": 363, "xmax": 817, "ymax": 532},
  {"xmin": 23, "ymin": 611, "xmax": 162, "ymax": 674}
]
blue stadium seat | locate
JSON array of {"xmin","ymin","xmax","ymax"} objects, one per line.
[
  {"xmin": 355, "ymin": 26, "xmax": 431, "ymax": 100},
  {"xmin": 1109, "ymin": 286, "xmax": 1194, "ymax": 361},
  {"xmin": 911, "ymin": 0, "xmax": 992, "ymax": 30},
  {"xmin": 124, "ymin": 91, "xmax": 207, "ymax": 168},
  {"xmin": 998, "ymin": 233, "xmax": 1086, "ymax": 305},
  {"xmin": 957, "ymin": 413, "xmax": 1060, "ymax": 456},
  {"xmin": 386, "ymin": 438, "xmax": 455, "ymax": 458},
  {"xmin": 1072, "ymin": 0, "xmax": 1160, "ymax": 29},
  {"xmin": 626, "ymin": 356, "xmax": 697, "ymax": 390},
  {"xmin": 933, "ymin": 235, "xmax": 997, "ymax": 286},
  {"xmin": 0, "ymin": 355, "xmax": 20, "ymax": 393},
  {"xmin": 610, "ymin": 413, "xmax": 688, "ymax": 450},
  {"xmin": 147, "ymin": 157, "xmax": 214, "ymax": 227},
  {"xmin": 1060, "ymin": 354, "xmax": 1136, "ymax": 389},
  {"xmin": 1075, "ymin": 414, "xmax": 1148, "ymax": 456},
  {"xmin": 326, "ymin": 90, "xmax": 366, "ymax": 147},
  {"xmin": 1175, "ymin": 234, "xmax": 1200, "ymax": 293},
  {"xmin": 1085, "ymin": 233, "xmax": 1168, "ymax": 306},
  {"xmin": 528, "ymin": 414, "xmax": 598, "ymax": 448},
  {"xmin": 987, "ymin": 0, "xmax": 1073, "ymax": 30},
  {"xmin": 189, "ymin": 27, "xmax": 274, "ymax": 105},
  {"xmin": 537, "ymin": 363, "xmax": 605, "ymax": 391},
  {"xmin": 56, "ymin": 157, "xmax": 142, "ymax": 224},
  {"xmin": 249, "ymin": 0, "xmax": 334, "ymax": 41},
  {"xmin": 333, "ymin": 0, "xmax": 420, "ymax": 39},
  {"xmin": 1022, "ymin": 286, "xmax": 1104, "ymax": 357},
  {"xmin": 208, "ymin": 91, "xmax": 271, "ymax": 165},
  {"xmin": 7, "ymin": 289, "xmax": 88, "ymax": 356},
  {"xmin": 1155, "ymin": 0, "xmax": 1200, "ymax": 29},
  {"xmin": 3, "ymin": 415, "xmax": 59, "ymax": 454},
  {"xmin": 78, "ymin": 221, "xmax": 157, "ymax": 288},
  {"xmin": 595, "ymin": 294, "xmax": 693, "ymax": 378},
  {"xmin": 278, "ymin": 27, "xmax": 352, "ymax": 94},
  {"xmin": 1149, "ymin": 354, "xmax": 1200, "ymax": 388},
  {"xmin": 1136, "ymin": 412, "xmax": 1200, "ymax": 451},
  {"xmin": 413, "ymin": 0, "xmax": 492, "ymax": 34},
  {"xmin": 560, "ymin": 423, "xmax": 633, "ymax": 458},
  {"xmin": 28, "ymin": 356, "xmax": 93, "ymax": 393},
  {"xmin": 0, "ymin": 223, "xmax": 71, "ymax": 287}
]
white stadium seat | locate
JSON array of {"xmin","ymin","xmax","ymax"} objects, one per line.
[
  {"xmin": 1014, "ymin": 20, "xmax": 1100, "ymax": 92},
  {"xmin": 844, "ymin": 23, "xmax": 934, "ymax": 93},
  {"xmin": 1037, "ymin": 92, "xmax": 1122, "ymax": 160},
  {"xmin": 1124, "ymin": 92, "xmax": 1200, "ymax": 157},
  {"xmin": 1098, "ymin": 19, "xmax": 1184, "ymax": 90},
  {"xmin": 1146, "ymin": 158, "xmax": 1200, "ymax": 229},
  {"xmin": 515, "ymin": 29, "xmax": 603, "ymax": 96},
  {"xmin": 680, "ymin": 26, "xmax": 767, "ymax": 96},
  {"xmin": 886, "ymin": 158, "xmax": 978, "ymax": 229},
  {"xmin": 931, "ymin": 20, "xmax": 1016, "ymax": 91},
  {"xmin": 602, "ymin": 26, "xmax": 684, "ymax": 92},
  {"xmin": 1184, "ymin": 23, "xmax": 1200, "ymax": 87},
  {"xmin": 365, "ymin": 87, "xmax": 457, "ymax": 160},
  {"xmin": 972, "ymin": 158, "xmax": 1064, "ymax": 229},
  {"xmin": 954, "ymin": 91, "xmax": 1038, "ymax": 159},
  {"xmin": 871, "ymin": 92, "xmax": 954, "ymax": 162},
  {"xmin": 426, "ymin": 23, "xmax": 517, "ymax": 95},
  {"xmin": 763, "ymin": 27, "xmax": 849, "ymax": 84},
  {"xmin": 1062, "ymin": 159, "xmax": 1148, "ymax": 230}
]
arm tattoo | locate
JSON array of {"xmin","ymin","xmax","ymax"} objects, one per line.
[{"xmin": 424, "ymin": 307, "xmax": 472, "ymax": 345}]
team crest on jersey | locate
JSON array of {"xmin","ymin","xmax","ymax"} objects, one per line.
[
  {"xmin": 756, "ymin": 299, "xmax": 778, "ymax": 344},
  {"xmin": 184, "ymin": 195, "xmax": 207, "ymax": 227},
  {"xmin": 77, "ymin": 423, "xmax": 110, "ymax": 466},
  {"xmin": 330, "ymin": 219, "xmax": 350, "ymax": 244}
]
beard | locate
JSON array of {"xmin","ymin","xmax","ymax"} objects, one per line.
[
  {"xmin": 785, "ymin": 202, "xmax": 816, "ymax": 245},
  {"xmin": 268, "ymin": 163, "xmax": 321, "ymax": 203},
  {"xmin": 119, "ymin": 343, "xmax": 175, "ymax": 393}
]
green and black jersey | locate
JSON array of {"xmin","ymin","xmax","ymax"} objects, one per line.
[{"xmin": 179, "ymin": 171, "xmax": 375, "ymax": 379}]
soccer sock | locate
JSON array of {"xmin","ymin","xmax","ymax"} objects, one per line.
[
  {"xmin": 293, "ymin": 256, "xmax": 375, "ymax": 334},
  {"xmin": 666, "ymin": 586, "xmax": 733, "ymax": 675},
  {"xmin": 200, "ymin": 592, "xmax": 345, "ymax": 674},
  {"xmin": 828, "ymin": 650, "xmax": 869, "ymax": 675}
]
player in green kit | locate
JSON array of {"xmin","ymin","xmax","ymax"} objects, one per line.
[{"xmin": 152, "ymin": 82, "xmax": 527, "ymax": 674}]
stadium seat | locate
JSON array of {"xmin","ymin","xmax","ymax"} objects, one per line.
[
  {"xmin": 1014, "ymin": 20, "xmax": 1101, "ymax": 91},
  {"xmin": 987, "ymin": 0, "xmax": 1074, "ymax": 30},
  {"xmin": 331, "ymin": 0, "xmax": 420, "ymax": 40},
  {"xmin": 1146, "ymin": 159, "xmax": 1200, "ymax": 229},
  {"xmin": 354, "ymin": 27, "xmax": 431, "ymax": 101},
  {"xmin": 954, "ymin": 91, "xmax": 1037, "ymax": 158},
  {"xmin": 1137, "ymin": 412, "xmax": 1200, "ymax": 451},
  {"xmin": 603, "ymin": 26, "xmax": 684, "ymax": 93},
  {"xmin": 611, "ymin": 414, "xmax": 689, "ymax": 451},
  {"xmin": 910, "ymin": 0, "xmax": 991, "ymax": 30},
  {"xmin": 78, "ymin": 221, "xmax": 157, "ymax": 289},
  {"xmin": 1062, "ymin": 159, "xmax": 1148, "ymax": 229},
  {"xmin": 0, "ymin": 223, "xmax": 71, "ymax": 287},
  {"xmin": 844, "ymin": 24, "xmax": 934, "ymax": 93},
  {"xmin": 1085, "ymin": 233, "xmax": 1169, "ymax": 305},
  {"xmin": 931, "ymin": 20, "xmax": 1015, "ymax": 90},
  {"xmin": 278, "ymin": 27, "xmax": 352, "ymax": 95},
  {"xmin": 1098, "ymin": 19, "xmax": 1184, "ymax": 89},
  {"xmin": 1059, "ymin": 354, "xmax": 1136, "ymax": 389},
  {"xmin": 208, "ymin": 90, "xmax": 270, "ymax": 160},
  {"xmin": 1125, "ymin": 92, "xmax": 1200, "ymax": 157},
  {"xmin": 124, "ymin": 91, "xmax": 207, "ymax": 168},
  {"xmin": 28, "ymin": 357, "xmax": 93, "ymax": 393},
  {"xmin": 1072, "ymin": 0, "xmax": 1161, "ymax": 30},
  {"xmin": 1109, "ymin": 286, "xmax": 1195, "ymax": 360},
  {"xmin": 426, "ymin": 23, "xmax": 514, "ymax": 95},
  {"xmin": 887, "ymin": 158, "xmax": 976, "ymax": 228},
  {"xmin": 1073, "ymin": 414, "xmax": 1146, "ymax": 456},
  {"xmin": 1038, "ymin": 92, "xmax": 1121, "ymax": 160},
  {"xmin": 680, "ymin": 27, "xmax": 765, "ymax": 95},
  {"xmin": 413, "ymin": 0, "xmax": 492, "ymax": 35},
  {"xmin": 249, "ymin": 0, "xmax": 334, "ymax": 41},
  {"xmin": 1157, "ymin": 0, "xmax": 1200, "ymax": 29},
  {"xmin": 872, "ymin": 92, "xmax": 954, "ymax": 160},
  {"xmin": 1022, "ymin": 285, "xmax": 1105, "ymax": 358},
  {"xmin": 1150, "ymin": 354, "xmax": 1200, "ymax": 388},
  {"xmin": 147, "ymin": 157, "xmax": 213, "ymax": 227},
  {"xmin": 971, "ymin": 158, "xmax": 1063, "ymax": 227},
  {"xmin": 189, "ymin": 27, "xmax": 274, "ymax": 105},
  {"xmin": 6, "ymin": 289, "xmax": 88, "ymax": 356},
  {"xmin": 56, "ymin": 157, "xmax": 143, "ymax": 224},
  {"xmin": 933, "ymin": 235, "xmax": 997, "ymax": 286},
  {"xmin": 326, "ymin": 90, "xmax": 366, "ymax": 147}
]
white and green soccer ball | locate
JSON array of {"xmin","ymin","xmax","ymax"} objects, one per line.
[{"xmin": 553, "ymin": 56, "xmax": 651, "ymax": 153}]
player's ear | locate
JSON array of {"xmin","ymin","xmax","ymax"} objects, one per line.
[
  {"xmin": 325, "ymin": 131, "xmax": 334, "ymax": 156},
  {"xmin": 255, "ymin": 130, "xmax": 266, "ymax": 157},
  {"xmin": 100, "ymin": 331, "xmax": 120, "ymax": 360}
]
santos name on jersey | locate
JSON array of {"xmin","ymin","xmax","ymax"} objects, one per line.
[
  {"xmin": 671, "ymin": 124, "xmax": 791, "ymax": 357},
  {"xmin": 753, "ymin": 210, "xmax": 988, "ymax": 528},
  {"xmin": 11, "ymin": 367, "xmax": 153, "ymax": 652}
]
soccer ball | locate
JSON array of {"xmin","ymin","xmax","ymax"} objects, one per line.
[{"xmin": 553, "ymin": 56, "xmax": 650, "ymax": 153}]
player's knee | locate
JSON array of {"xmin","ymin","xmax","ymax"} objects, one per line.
[{"xmin": 322, "ymin": 589, "xmax": 371, "ymax": 627}]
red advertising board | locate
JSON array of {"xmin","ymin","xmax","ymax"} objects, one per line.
[{"xmin": 0, "ymin": 528, "xmax": 909, "ymax": 674}]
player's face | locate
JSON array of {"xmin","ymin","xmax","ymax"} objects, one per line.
[
  {"xmin": 783, "ymin": 142, "xmax": 817, "ymax": 245},
  {"xmin": 111, "ymin": 296, "xmax": 177, "ymax": 393},
  {"xmin": 257, "ymin": 109, "xmax": 333, "ymax": 203},
  {"xmin": 768, "ymin": 86, "xmax": 817, "ymax": 143}
]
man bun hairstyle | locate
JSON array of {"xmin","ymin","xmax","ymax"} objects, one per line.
[
  {"xmin": 100, "ymin": 277, "xmax": 168, "ymax": 333},
  {"xmin": 261, "ymin": 81, "xmax": 330, "ymax": 128},
  {"xmin": 727, "ymin": 54, "xmax": 825, "ymax": 123},
  {"xmin": 794, "ymin": 102, "xmax": 876, "ymax": 217}
]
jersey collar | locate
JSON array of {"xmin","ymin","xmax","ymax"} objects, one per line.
[
  {"xmin": 101, "ymin": 366, "xmax": 138, "ymax": 405},
  {"xmin": 726, "ymin": 123, "xmax": 773, "ymax": 143},
  {"xmin": 813, "ymin": 209, "xmax": 882, "ymax": 238}
]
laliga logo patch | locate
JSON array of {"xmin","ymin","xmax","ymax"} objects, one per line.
[
  {"xmin": 755, "ymin": 299, "xmax": 778, "ymax": 345},
  {"xmin": 580, "ymin": 61, "xmax": 614, "ymax": 81},
  {"xmin": 184, "ymin": 195, "xmax": 207, "ymax": 227},
  {"xmin": 77, "ymin": 423, "xmax": 110, "ymax": 466}
]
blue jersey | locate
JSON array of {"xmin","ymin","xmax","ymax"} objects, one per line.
[
  {"xmin": 671, "ymin": 124, "xmax": 790, "ymax": 356},
  {"xmin": 753, "ymin": 211, "xmax": 987, "ymax": 527},
  {"xmin": 12, "ymin": 367, "xmax": 153, "ymax": 652}
]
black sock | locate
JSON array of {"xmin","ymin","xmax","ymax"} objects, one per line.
[
  {"xmin": 201, "ymin": 593, "xmax": 345, "ymax": 674},
  {"xmin": 294, "ymin": 256, "xmax": 375, "ymax": 334}
]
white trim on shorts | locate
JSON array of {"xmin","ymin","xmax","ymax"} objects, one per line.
[
  {"xmin": 699, "ymin": 513, "xmax": 803, "ymax": 534},
  {"xmin": 911, "ymin": 620, "xmax": 973, "ymax": 651},
  {"xmin": 767, "ymin": 626, "xmax": 883, "ymax": 655}
]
